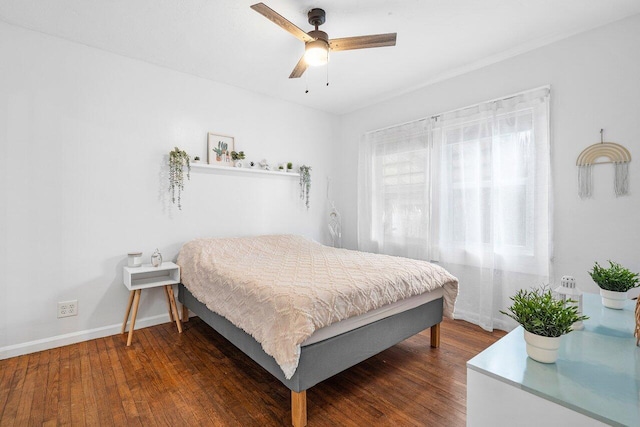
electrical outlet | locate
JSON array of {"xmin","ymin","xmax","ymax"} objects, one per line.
[{"xmin": 58, "ymin": 300, "xmax": 78, "ymax": 318}]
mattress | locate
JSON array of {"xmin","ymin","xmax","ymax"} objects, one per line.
[
  {"xmin": 177, "ymin": 234, "xmax": 458, "ymax": 378},
  {"xmin": 302, "ymin": 287, "xmax": 444, "ymax": 346}
]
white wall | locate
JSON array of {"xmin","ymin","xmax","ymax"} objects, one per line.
[
  {"xmin": 336, "ymin": 14, "xmax": 640, "ymax": 296},
  {"xmin": 0, "ymin": 22, "xmax": 338, "ymax": 356}
]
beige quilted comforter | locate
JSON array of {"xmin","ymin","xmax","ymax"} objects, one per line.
[{"xmin": 177, "ymin": 235, "xmax": 458, "ymax": 379}]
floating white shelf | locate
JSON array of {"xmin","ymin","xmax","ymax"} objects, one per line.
[{"xmin": 191, "ymin": 162, "xmax": 299, "ymax": 177}]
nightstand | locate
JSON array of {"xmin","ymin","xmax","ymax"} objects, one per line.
[{"xmin": 121, "ymin": 261, "xmax": 182, "ymax": 346}]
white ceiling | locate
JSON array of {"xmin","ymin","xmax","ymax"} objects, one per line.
[{"xmin": 2, "ymin": 0, "xmax": 640, "ymax": 114}]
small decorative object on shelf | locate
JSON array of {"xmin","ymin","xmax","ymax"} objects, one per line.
[
  {"xmin": 127, "ymin": 252, "xmax": 142, "ymax": 268},
  {"xmin": 250, "ymin": 161, "xmax": 256, "ymax": 168},
  {"xmin": 287, "ymin": 162, "xmax": 293, "ymax": 172},
  {"xmin": 589, "ymin": 261, "xmax": 639, "ymax": 309},
  {"xmin": 207, "ymin": 133, "xmax": 235, "ymax": 166},
  {"xmin": 151, "ymin": 248, "xmax": 163, "ymax": 267},
  {"xmin": 193, "ymin": 156, "xmax": 201, "ymax": 163},
  {"xmin": 260, "ymin": 159, "xmax": 270, "ymax": 170},
  {"xmin": 235, "ymin": 161, "xmax": 243, "ymax": 168},
  {"xmin": 554, "ymin": 276, "xmax": 584, "ymax": 330},
  {"xmin": 278, "ymin": 164, "xmax": 284, "ymax": 171},
  {"xmin": 231, "ymin": 150, "xmax": 245, "ymax": 165},
  {"xmin": 500, "ymin": 286, "xmax": 588, "ymax": 363},
  {"xmin": 169, "ymin": 147, "xmax": 191, "ymax": 210},
  {"xmin": 299, "ymin": 165, "xmax": 312, "ymax": 209}
]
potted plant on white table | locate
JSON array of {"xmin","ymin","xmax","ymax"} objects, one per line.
[
  {"xmin": 589, "ymin": 261, "xmax": 639, "ymax": 309},
  {"xmin": 501, "ymin": 287, "xmax": 588, "ymax": 363}
]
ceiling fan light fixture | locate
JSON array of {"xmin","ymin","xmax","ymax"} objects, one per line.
[{"xmin": 304, "ymin": 39, "xmax": 329, "ymax": 66}]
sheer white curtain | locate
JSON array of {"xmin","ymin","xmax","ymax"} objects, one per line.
[
  {"xmin": 357, "ymin": 120, "xmax": 431, "ymax": 260},
  {"xmin": 431, "ymin": 87, "xmax": 551, "ymax": 331},
  {"xmin": 357, "ymin": 87, "xmax": 551, "ymax": 332}
]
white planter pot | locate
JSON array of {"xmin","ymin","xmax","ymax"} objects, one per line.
[
  {"xmin": 599, "ymin": 289, "xmax": 627, "ymax": 309},
  {"xmin": 523, "ymin": 330, "xmax": 561, "ymax": 363}
]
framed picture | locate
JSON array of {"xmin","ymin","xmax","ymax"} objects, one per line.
[{"xmin": 207, "ymin": 133, "xmax": 235, "ymax": 166}]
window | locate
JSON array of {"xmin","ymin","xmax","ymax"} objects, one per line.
[
  {"xmin": 358, "ymin": 87, "xmax": 551, "ymax": 331},
  {"xmin": 440, "ymin": 110, "xmax": 536, "ymax": 255},
  {"xmin": 358, "ymin": 120, "xmax": 431, "ymax": 259}
]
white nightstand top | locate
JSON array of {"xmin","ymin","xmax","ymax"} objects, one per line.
[{"xmin": 124, "ymin": 262, "xmax": 180, "ymax": 290}]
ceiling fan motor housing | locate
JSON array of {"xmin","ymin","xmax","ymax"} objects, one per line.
[
  {"xmin": 308, "ymin": 8, "xmax": 326, "ymax": 27},
  {"xmin": 307, "ymin": 30, "xmax": 328, "ymax": 43}
]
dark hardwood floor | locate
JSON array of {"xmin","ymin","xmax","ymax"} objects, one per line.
[{"xmin": 0, "ymin": 317, "xmax": 505, "ymax": 426}]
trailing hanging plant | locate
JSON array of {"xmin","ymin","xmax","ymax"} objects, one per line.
[
  {"xmin": 589, "ymin": 261, "xmax": 639, "ymax": 292},
  {"xmin": 500, "ymin": 287, "xmax": 588, "ymax": 337},
  {"xmin": 299, "ymin": 165, "xmax": 312, "ymax": 209},
  {"xmin": 169, "ymin": 147, "xmax": 191, "ymax": 210}
]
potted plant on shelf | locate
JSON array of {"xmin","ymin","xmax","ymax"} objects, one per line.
[
  {"xmin": 299, "ymin": 165, "xmax": 311, "ymax": 209},
  {"xmin": 589, "ymin": 261, "xmax": 639, "ymax": 309},
  {"xmin": 287, "ymin": 162, "xmax": 293, "ymax": 172},
  {"xmin": 169, "ymin": 147, "xmax": 190, "ymax": 210},
  {"xmin": 231, "ymin": 150, "xmax": 245, "ymax": 167},
  {"xmin": 501, "ymin": 287, "xmax": 588, "ymax": 363}
]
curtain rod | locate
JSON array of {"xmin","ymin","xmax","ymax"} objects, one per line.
[{"xmin": 365, "ymin": 85, "xmax": 551, "ymax": 135}]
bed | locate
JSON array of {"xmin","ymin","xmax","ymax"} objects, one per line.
[{"xmin": 177, "ymin": 235, "xmax": 458, "ymax": 426}]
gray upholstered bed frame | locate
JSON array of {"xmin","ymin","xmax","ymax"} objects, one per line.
[{"xmin": 178, "ymin": 283, "xmax": 443, "ymax": 427}]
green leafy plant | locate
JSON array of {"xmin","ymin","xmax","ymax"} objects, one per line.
[
  {"xmin": 287, "ymin": 162, "xmax": 293, "ymax": 170},
  {"xmin": 231, "ymin": 151, "xmax": 245, "ymax": 161},
  {"xmin": 589, "ymin": 261, "xmax": 639, "ymax": 292},
  {"xmin": 500, "ymin": 287, "xmax": 588, "ymax": 337},
  {"xmin": 299, "ymin": 165, "xmax": 312, "ymax": 209},
  {"xmin": 169, "ymin": 147, "xmax": 190, "ymax": 210}
]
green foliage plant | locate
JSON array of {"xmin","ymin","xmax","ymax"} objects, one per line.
[
  {"xmin": 500, "ymin": 287, "xmax": 588, "ymax": 337},
  {"xmin": 589, "ymin": 261, "xmax": 640, "ymax": 292},
  {"xmin": 299, "ymin": 165, "xmax": 312, "ymax": 209},
  {"xmin": 169, "ymin": 147, "xmax": 190, "ymax": 210},
  {"xmin": 287, "ymin": 162, "xmax": 293, "ymax": 170},
  {"xmin": 231, "ymin": 151, "xmax": 245, "ymax": 161}
]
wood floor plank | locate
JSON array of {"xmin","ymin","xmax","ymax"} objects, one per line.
[
  {"xmin": 13, "ymin": 352, "xmax": 39, "ymax": 426},
  {"xmin": 42, "ymin": 347, "xmax": 61, "ymax": 425},
  {"xmin": 1, "ymin": 350, "xmax": 30, "ymax": 426},
  {"xmin": 0, "ymin": 317, "xmax": 505, "ymax": 426}
]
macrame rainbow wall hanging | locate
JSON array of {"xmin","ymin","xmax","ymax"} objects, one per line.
[{"xmin": 577, "ymin": 129, "xmax": 631, "ymax": 198}]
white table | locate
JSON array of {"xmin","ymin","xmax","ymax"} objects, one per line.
[
  {"xmin": 467, "ymin": 294, "xmax": 639, "ymax": 426},
  {"xmin": 121, "ymin": 262, "xmax": 182, "ymax": 346}
]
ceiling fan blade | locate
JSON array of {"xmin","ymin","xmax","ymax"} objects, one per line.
[
  {"xmin": 329, "ymin": 33, "xmax": 397, "ymax": 51},
  {"xmin": 289, "ymin": 55, "xmax": 309, "ymax": 79},
  {"xmin": 251, "ymin": 3, "xmax": 314, "ymax": 43}
]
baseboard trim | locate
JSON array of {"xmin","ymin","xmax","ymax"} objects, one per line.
[{"xmin": 0, "ymin": 313, "xmax": 173, "ymax": 360}]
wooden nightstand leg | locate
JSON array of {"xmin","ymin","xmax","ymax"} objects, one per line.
[
  {"xmin": 165, "ymin": 285, "xmax": 183, "ymax": 334},
  {"xmin": 164, "ymin": 286, "xmax": 174, "ymax": 322},
  {"xmin": 121, "ymin": 290, "xmax": 135, "ymax": 334},
  {"xmin": 182, "ymin": 304, "xmax": 189, "ymax": 322},
  {"xmin": 127, "ymin": 290, "xmax": 141, "ymax": 346}
]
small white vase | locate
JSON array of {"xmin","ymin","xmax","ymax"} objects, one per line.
[
  {"xmin": 599, "ymin": 289, "xmax": 627, "ymax": 309},
  {"xmin": 523, "ymin": 330, "xmax": 561, "ymax": 363}
]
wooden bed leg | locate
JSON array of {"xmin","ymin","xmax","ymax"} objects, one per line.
[
  {"xmin": 430, "ymin": 323, "xmax": 441, "ymax": 348},
  {"xmin": 181, "ymin": 304, "xmax": 189, "ymax": 322},
  {"xmin": 291, "ymin": 390, "xmax": 307, "ymax": 427}
]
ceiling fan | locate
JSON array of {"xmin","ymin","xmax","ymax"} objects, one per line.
[{"xmin": 250, "ymin": 3, "xmax": 397, "ymax": 79}]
